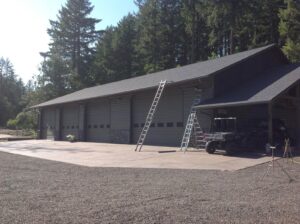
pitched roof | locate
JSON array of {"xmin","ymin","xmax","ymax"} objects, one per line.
[
  {"xmin": 195, "ymin": 64, "xmax": 300, "ymax": 109},
  {"xmin": 33, "ymin": 44, "xmax": 276, "ymax": 108}
]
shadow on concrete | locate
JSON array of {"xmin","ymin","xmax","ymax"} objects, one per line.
[{"xmin": 212, "ymin": 150, "xmax": 267, "ymax": 159}]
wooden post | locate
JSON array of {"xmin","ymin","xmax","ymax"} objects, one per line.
[{"xmin": 268, "ymin": 102, "xmax": 273, "ymax": 145}]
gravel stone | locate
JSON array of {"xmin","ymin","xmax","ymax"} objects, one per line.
[{"xmin": 0, "ymin": 152, "xmax": 299, "ymax": 224}]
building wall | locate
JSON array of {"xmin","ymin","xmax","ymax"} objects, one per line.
[
  {"xmin": 184, "ymin": 77, "xmax": 214, "ymax": 132},
  {"xmin": 40, "ymin": 79, "xmax": 214, "ymax": 146},
  {"xmin": 132, "ymin": 79, "xmax": 214, "ymax": 146},
  {"xmin": 214, "ymin": 48, "xmax": 287, "ymax": 97}
]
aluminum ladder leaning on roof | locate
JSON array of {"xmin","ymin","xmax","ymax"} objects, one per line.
[{"xmin": 135, "ymin": 80, "xmax": 167, "ymax": 152}]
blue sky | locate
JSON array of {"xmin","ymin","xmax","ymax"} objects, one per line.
[{"xmin": 0, "ymin": 0, "xmax": 138, "ymax": 83}]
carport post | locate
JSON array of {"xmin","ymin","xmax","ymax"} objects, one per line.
[{"xmin": 268, "ymin": 102, "xmax": 273, "ymax": 145}]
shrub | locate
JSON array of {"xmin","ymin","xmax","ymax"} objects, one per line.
[{"xmin": 6, "ymin": 119, "xmax": 17, "ymax": 130}]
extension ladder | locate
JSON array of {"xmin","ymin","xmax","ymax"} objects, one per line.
[
  {"xmin": 180, "ymin": 97, "xmax": 204, "ymax": 152},
  {"xmin": 180, "ymin": 112, "xmax": 197, "ymax": 152},
  {"xmin": 191, "ymin": 116, "xmax": 206, "ymax": 149},
  {"xmin": 135, "ymin": 80, "xmax": 167, "ymax": 152}
]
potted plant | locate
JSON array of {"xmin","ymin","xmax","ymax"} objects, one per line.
[{"xmin": 66, "ymin": 134, "xmax": 76, "ymax": 143}]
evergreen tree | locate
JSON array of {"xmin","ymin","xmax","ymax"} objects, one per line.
[
  {"xmin": 90, "ymin": 26, "xmax": 116, "ymax": 84},
  {"xmin": 136, "ymin": 0, "xmax": 186, "ymax": 73},
  {"xmin": 181, "ymin": 0, "xmax": 209, "ymax": 63},
  {"xmin": 136, "ymin": 0, "xmax": 164, "ymax": 73},
  {"xmin": 45, "ymin": 0, "xmax": 101, "ymax": 90},
  {"xmin": 112, "ymin": 14, "xmax": 141, "ymax": 79},
  {"xmin": 0, "ymin": 58, "xmax": 25, "ymax": 126},
  {"xmin": 279, "ymin": 0, "xmax": 300, "ymax": 62},
  {"xmin": 39, "ymin": 52, "xmax": 70, "ymax": 99},
  {"xmin": 206, "ymin": 0, "xmax": 249, "ymax": 56},
  {"xmin": 249, "ymin": 0, "xmax": 284, "ymax": 48}
]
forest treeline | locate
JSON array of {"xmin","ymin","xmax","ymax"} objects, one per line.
[{"xmin": 1, "ymin": 0, "xmax": 300, "ymax": 129}]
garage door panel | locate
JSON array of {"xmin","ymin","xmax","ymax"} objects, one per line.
[
  {"xmin": 62, "ymin": 105, "xmax": 79, "ymax": 141},
  {"xmin": 86, "ymin": 100, "xmax": 110, "ymax": 142},
  {"xmin": 110, "ymin": 97, "xmax": 130, "ymax": 143},
  {"xmin": 132, "ymin": 88, "xmax": 184, "ymax": 146},
  {"xmin": 42, "ymin": 108, "xmax": 56, "ymax": 140}
]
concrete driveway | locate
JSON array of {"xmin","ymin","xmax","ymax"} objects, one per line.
[{"xmin": 0, "ymin": 140, "xmax": 272, "ymax": 170}]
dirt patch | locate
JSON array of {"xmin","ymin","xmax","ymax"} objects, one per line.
[{"xmin": 0, "ymin": 152, "xmax": 299, "ymax": 223}]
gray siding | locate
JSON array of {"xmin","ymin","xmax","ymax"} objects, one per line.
[
  {"xmin": 183, "ymin": 78, "xmax": 214, "ymax": 132},
  {"xmin": 214, "ymin": 48, "xmax": 287, "ymax": 97},
  {"xmin": 61, "ymin": 104, "xmax": 79, "ymax": 140},
  {"xmin": 110, "ymin": 96, "xmax": 131, "ymax": 143},
  {"xmin": 86, "ymin": 100, "xmax": 110, "ymax": 142}
]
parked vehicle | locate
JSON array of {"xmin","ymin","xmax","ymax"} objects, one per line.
[
  {"xmin": 204, "ymin": 117, "xmax": 240, "ymax": 155},
  {"xmin": 204, "ymin": 117, "xmax": 289, "ymax": 155}
]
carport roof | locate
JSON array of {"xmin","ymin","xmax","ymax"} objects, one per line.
[
  {"xmin": 195, "ymin": 64, "xmax": 300, "ymax": 109},
  {"xmin": 33, "ymin": 44, "xmax": 276, "ymax": 108}
]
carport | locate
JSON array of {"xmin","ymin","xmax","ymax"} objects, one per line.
[{"xmin": 195, "ymin": 64, "xmax": 300, "ymax": 147}]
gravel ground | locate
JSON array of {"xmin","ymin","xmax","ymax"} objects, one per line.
[{"xmin": 0, "ymin": 152, "xmax": 299, "ymax": 224}]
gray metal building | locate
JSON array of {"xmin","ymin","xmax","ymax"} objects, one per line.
[{"xmin": 34, "ymin": 44, "xmax": 300, "ymax": 147}]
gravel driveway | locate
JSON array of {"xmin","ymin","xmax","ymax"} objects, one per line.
[{"xmin": 0, "ymin": 152, "xmax": 299, "ymax": 224}]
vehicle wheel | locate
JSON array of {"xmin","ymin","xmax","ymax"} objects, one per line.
[{"xmin": 206, "ymin": 142, "xmax": 216, "ymax": 154}]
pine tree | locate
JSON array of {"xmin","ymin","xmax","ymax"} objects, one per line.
[
  {"xmin": 279, "ymin": 0, "xmax": 300, "ymax": 62},
  {"xmin": 136, "ymin": 0, "xmax": 186, "ymax": 73},
  {"xmin": 249, "ymin": 0, "xmax": 284, "ymax": 48},
  {"xmin": 206, "ymin": 0, "xmax": 249, "ymax": 56},
  {"xmin": 39, "ymin": 52, "xmax": 70, "ymax": 98},
  {"xmin": 181, "ymin": 0, "xmax": 209, "ymax": 63},
  {"xmin": 46, "ymin": 0, "xmax": 101, "ymax": 90},
  {"xmin": 90, "ymin": 26, "xmax": 117, "ymax": 84},
  {"xmin": 136, "ymin": 0, "xmax": 164, "ymax": 73},
  {"xmin": 112, "ymin": 14, "xmax": 141, "ymax": 79}
]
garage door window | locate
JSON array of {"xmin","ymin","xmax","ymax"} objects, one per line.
[
  {"xmin": 177, "ymin": 122, "xmax": 183, "ymax": 127},
  {"xmin": 167, "ymin": 122, "xmax": 174, "ymax": 127},
  {"xmin": 158, "ymin": 123, "xmax": 164, "ymax": 127}
]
